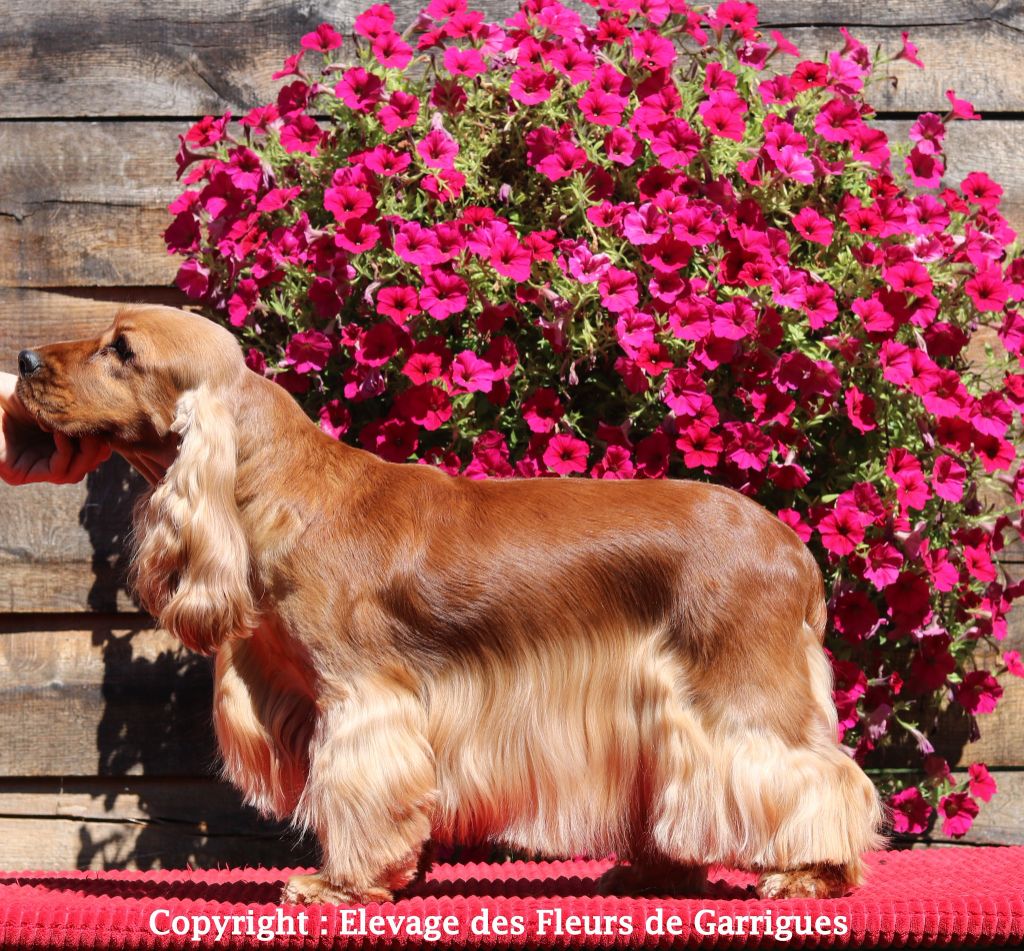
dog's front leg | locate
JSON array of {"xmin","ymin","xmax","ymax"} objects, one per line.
[{"xmin": 283, "ymin": 672, "xmax": 437, "ymax": 905}]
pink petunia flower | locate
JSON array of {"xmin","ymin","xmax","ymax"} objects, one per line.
[
  {"xmin": 939, "ymin": 792, "xmax": 979, "ymax": 838},
  {"xmin": 543, "ymin": 433, "xmax": 590, "ymax": 475},
  {"xmin": 372, "ymin": 32, "xmax": 413, "ymax": 70},
  {"xmin": 279, "ymin": 115, "xmax": 322, "ymax": 154},
  {"xmin": 419, "ymin": 267, "xmax": 468, "ymax": 319},
  {"xmin": 335, "ymin": 68, "xmax": 385, "ymax": 112},
  {"xmin": 931, "ymin": 455, "xmax": 966, "ymax": 502},
  {"xmin": 284, "ymin": 330, "xmax": 333, "ymax": 373},
  {"xmin": 377, "ymin": 285, "xmax": 420, "ymax": 324},
  {"xmin": 955, "ymin": 670, "xmax": 1003, "ymax": 715},
  {"xmin": 444, "ymin": 46, "xmax": 487, "ymax": 77},
  {"xmin": 489, "ymin": 234, "xmax": 532, "ymax": 282},
  {"xmin": 301, "ymin": 22, "xmax": 343, "ymax": 53},
  {"xmin": 417, "ymin": 128, "xmax": 459, "ymax": 169},
  {"xmin": 521, "ymin": 388, "xmax": 564, "ymax": 433},
  {"xmin": 968, "ymin": 763, "xmax": 997, "ymax": 802},
  {"xmin": 890, "ymin": 787, "xmax": 932, "ymax": 835},
  {"xmin": 592, "ymin": 445, "xmax": 635, "ymax": 480},
  {"xmin": 451, "ymin": 350, "xmax": 496, "ymax": 393},
  {"xmin": 378, "ymin": 91, "xmax": 420, "ymax": 131}
]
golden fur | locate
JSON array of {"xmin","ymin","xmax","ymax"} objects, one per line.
[{"xmin": 16, "ymin": 305, "xmax": 884, "ymax": 902}]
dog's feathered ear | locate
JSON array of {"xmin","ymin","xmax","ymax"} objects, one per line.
[{"xmin": 131, "ymin": 385, "xmax": 255, "ymax": 654}]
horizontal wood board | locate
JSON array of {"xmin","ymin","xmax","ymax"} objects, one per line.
[
  {"xmin": 1, "ymin": 120, "xmax": 1023, "ymax": 287},
  {"xmin": 1, "ymin": 2, "xmax": 1022, "ymax": 117}
]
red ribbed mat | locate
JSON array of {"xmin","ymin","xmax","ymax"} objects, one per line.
[{"xmin": 1, "ymin": 849, "xmax": 1022, "ymax": 948}]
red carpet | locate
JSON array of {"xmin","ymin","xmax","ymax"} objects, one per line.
[{"xmin": 0, "ymin": 849, "xmax": 1022, "ymax": 948}]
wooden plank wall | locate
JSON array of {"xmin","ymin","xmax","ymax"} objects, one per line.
[{"xmin": 0, "ymin": 1, "xmax": 1022, "ymax": 870}]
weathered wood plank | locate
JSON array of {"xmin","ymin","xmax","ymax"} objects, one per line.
[
  {"xmin": 782, "ymin": 23, "xmax": 1024, "ymax": 115},
  {"xmin": 0, "ymin": 778, "xmax": 314, "ymax": 871},
  {"xmin": 0, "ymin": 621, "xmax": 216, "ymax": 776},
  {"xmin": 0, "ymin": 2, "xmax": 1021, "ymax": 117},
  {"xmin": 2, "ymin": 119, "xmax": 1023, "ymax": 287},
  {"xmin": 0, "ymin": 286, "xmax": 188, "ymax": 369},
  {"xmin": 0, "ymin": 770, "xmax": 1018, "ymax": 872}
]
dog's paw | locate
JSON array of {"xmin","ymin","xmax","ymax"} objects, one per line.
[
  {"xmin": 756, "ymin": 865, "xmax": 850, "ymax": 900},
  {"xmin": 281, "ymin": 872, "xmax": 393, "ymax": 905}
]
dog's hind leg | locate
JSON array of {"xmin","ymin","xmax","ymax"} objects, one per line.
[{"xmin": 282, "ymin": 670, "xmax": 436, "ymax": 905}]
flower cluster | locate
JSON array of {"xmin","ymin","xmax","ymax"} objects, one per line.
[{"xmin": 168, "ymin": 0, "xmax": 1024, "ymax": 839}]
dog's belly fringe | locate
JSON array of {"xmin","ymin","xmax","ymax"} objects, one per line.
[{"xmin": 426, "ymin": 629, "xmax": 882, "ymax": 869}]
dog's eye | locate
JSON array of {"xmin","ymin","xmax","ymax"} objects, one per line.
[{"xmin": 108, "ymin": 335, "xmax": 133, "ymax": 363}]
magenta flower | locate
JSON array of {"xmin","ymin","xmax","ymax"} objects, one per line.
[
  {"xmin": 175, "ymin": 259, "xmax": 209, "ymax": 299},
  {"xmin": 393, "ymin": 222, "xmax": 444, "ymax": 266},
  {"xmin": 931, "ymin": 455, "xmax": 966, "ymax": 502},
  {"xmin": 451, "ymin": 350, "xmax": 496, "ymax": 393},
  {"xmin": 724, "ymin": 422, "xmax": 772, "ymax": 472},
  {"xmin": 324, "ymin": 184, "xmax": 373, "ymax": 222},
  {"xmin": 395, "ymin": 383, "xmax": 452, "ymax": 431},
  {"xmin": 955, "ymin": 671, "xmax": 1003, "ymax": 715},
  {"xmin": 510, "ymin": 67, "xmax": 554, "ymax": 105},
  {"xmin": 864, "ymin": 543, "xmax": 903, "ymax": 590},
  {"xmin": 700, "ymin": 103, "xmax": 745, "ymax": 140},
  {"xmin": 968, "ymin": 763, "xmax": 997, "ymax": 802},
  {"xmin": 592, "ymin": 445, "xmax": 635, "ymax": 479},
  {"xmin": 1004, "ymin": 651, "xmax": 1024, "ymax": 678},
  {"xmin": 284, "ymin": 330, "xmax": 333, "ymax": 374},
  {"xmin": 946, "ymin": 88, "xmax": 980, "ymax": 120},
  {"xmin": 906, "ymin": 147, "xmax": 944, "ymax": 188},
  {"xmin": 318, "ymin": 400, "xmax": 351, "ymax": 439},
  {"xmin": 335, "ymin": 68, "xmax": 384, "ymax": 112},
  {"xmin": 301, "ymin": 22, "xmax": 343, "ymax": 52},
  {"xmin": 354, "ymin": 3, "xmax": 395, "ymax": 39},
  {"xmin": 889, "ymin": 787, "xmax": 932, "ymax": 835},
  {"xmin": 818, "ymin": 504, "xmax": 868, "ymax": 556},
  {"xmin": 378, "ymin": 91, "xmax": 420, "ymax": 131},
  {"xmin": 377, "ymin": 285, "xmax": 420, "ymax": 324},
  {"xmin": 939, "ymin": 792, "xmax": 979, "ymax": 838},
  {"xmin": 844, "ymin": 386, "xmax": 877, "ymax": 433},
  {"xmin": 417, "ymin": 129, "xmax": 459, "ymax": 169},
  {"xmin": 419, "ymin": 267, "xmax": 468, "ymax": 319},
  {"xmin": 648, "ymin": 120, "xmax": 700, "ymax": 169},
  {"xmin": 355, "ymin": 323, "xmax": 399, "ymax": 367},
  {"xmin": 578, "ymin": 89, "xmax": 625, "ymax": 126},
  {"xmin": 966, "ymin": 266, "xmax": 1009, "ymax": 312},
  {"xmin": 622, "ymin": 204, "xmax": 668, "ymax": 246},
  {"xmin": 443, "ymin": 46, "xmax": 486, "ymax": 77},
  {"xmin": 543, "ymin": 434, "xmax": 590, "ymax": 475},
  {"xmin": 489, "ymin": 234, "xmax": 532, "ymax": 282},
  {"xmin": 279, "ymin": 115, "xmax": 322, "ymax": 154},
  {"xmin": 535, "ymin": 141, "xmax": 587, "ymax": 181},
  {"xmin": 372, "ymin": 32, "xmax": 413, "ymax": 70},
  {"xmin": 521, "ymin": 388, "xmax": 564, "ymax": 433},
  {"xmin": 676, "ymin": 422, "xmax": 722, "ymax": 469},
  {"xmin": 598, "ymin": 267, "xmax": 639, "ymax": 313}
]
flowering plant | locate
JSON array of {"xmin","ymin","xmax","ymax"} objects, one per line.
[{"xmin": 167, "ymin": 0, "xmax": 1024, "ymax": 839}]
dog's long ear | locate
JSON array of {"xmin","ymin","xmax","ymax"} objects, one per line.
[{"xmin": 131, "ymin": 385, "xmax": 255, "ymax": 654}]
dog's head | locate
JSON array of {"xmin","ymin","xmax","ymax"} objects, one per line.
[
  {"xmin": 18, "ymin": 304, "xmax": 256, "ymax": 653},
  {"xmin": 16, "ymin": 304, "xmax": 245, "ymax": 450}
]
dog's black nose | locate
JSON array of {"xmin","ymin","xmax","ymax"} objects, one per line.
[{"xmin": 18, "ymin": 349, "xmax": 43, "ymax": 377}]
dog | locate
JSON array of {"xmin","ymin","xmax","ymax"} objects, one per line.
[{"xmin": 16, "ymin": 304, "xmax": 883, "ymax": 903}]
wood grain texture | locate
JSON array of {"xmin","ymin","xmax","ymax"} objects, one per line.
[
  {"xmin": 0, "ymin": 620, "xmax": 217, "ymax": 776},
  {"xmin": 1, "ymin": 120, "xmax": 1023, "ymax": 287},
  {"xmin": 0, "ymin": 778, "xmax": 314, "ymax": 870},
  {"xmin": 0, "ymin": 1, "xmax": 1021, "ymax": 118}
]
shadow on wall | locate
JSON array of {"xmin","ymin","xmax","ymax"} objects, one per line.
[{"xmin": 75, "ymin": 457, "xmax": 317, "ymax": 870}]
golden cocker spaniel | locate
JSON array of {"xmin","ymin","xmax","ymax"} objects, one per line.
[{"xmin": 16, "ymin": 305, "xmax": 882, "ymax": 903}]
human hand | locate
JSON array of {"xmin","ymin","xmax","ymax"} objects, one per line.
[{"xmin": 0, "ymin": 370, "xmax": 112, "ymax": 485}]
